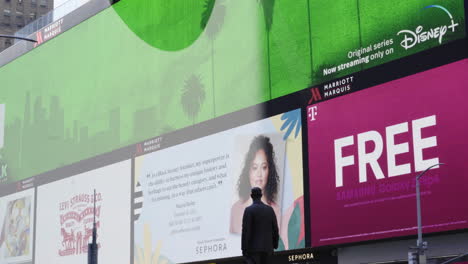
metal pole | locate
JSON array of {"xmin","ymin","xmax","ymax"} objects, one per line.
[
  {"xmin": 415, "ymin": 163, "xmax": 444, "ymax": 262},
  {"xmin": 88, "ymin": 189, "xmax": 98, "ymax": 264},
  {"xmin": 416, "ymin": 176, "xmax": 422, "ymax": 247},
  {"xmin": 439, "ymin": 252, "xmax": 468, "ymax": 264},
  {"xmin": 0, "ymin": 35, "xmax": 37, "ymax": 42}
]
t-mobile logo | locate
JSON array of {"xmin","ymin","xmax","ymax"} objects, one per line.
[{"xmin": 308, "ymin": 106, "xmax": 318, "ymax": 121}]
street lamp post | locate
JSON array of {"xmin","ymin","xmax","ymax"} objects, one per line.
[
  {"xmin": 0, "ymin": 35, "xmax": 37, "ymax": 43},
  {"xmin": 410, "ymin": 163, "xmax": 445, "ymax": 264}
]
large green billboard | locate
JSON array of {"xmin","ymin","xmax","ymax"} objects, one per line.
[{"xmin": 0, "ymin": 0, "xmax": 465, "ymax": 183}]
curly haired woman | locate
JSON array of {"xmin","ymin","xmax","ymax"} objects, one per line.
[{"xmin": 230, "ymin": 135, "xmax": 280, "ymax": 234}]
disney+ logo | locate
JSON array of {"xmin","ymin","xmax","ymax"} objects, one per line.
[{"xmin": 397, "ymin": 5, "xmax": 459, "ymax": 50}]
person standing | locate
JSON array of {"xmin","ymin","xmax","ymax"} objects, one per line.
[{"xmin": 241, "ymin": 187, "xmax": 279, "ymax": 264}]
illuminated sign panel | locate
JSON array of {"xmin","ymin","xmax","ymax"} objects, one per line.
[{"xmin": 308, "ymin": 59, "xmax": 468, "ymax": 246}]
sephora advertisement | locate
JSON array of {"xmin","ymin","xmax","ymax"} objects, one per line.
[
  {"xmin": 134, "ymin": 110, "xmax": 305, "ymax": 264},
  {"xmin": 308, "ymin": 59, "xmax": 468, "ymax": 247},
  {"xmin": 34, "ymin": 160, "xmax": 131, "ymax": 264}
]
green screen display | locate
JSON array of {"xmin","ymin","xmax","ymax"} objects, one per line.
[{"xmin": 0, "ymin": 0, "xmax": 465, "ymax": 183}]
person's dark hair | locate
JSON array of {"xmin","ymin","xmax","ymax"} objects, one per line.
[
  {"xmin": 251, "ymin": 187, "xmax": 262, "ymax": 200},
  {"xmin": 237, "ymin": 135, "xmax": 279, "ymax": 204}
]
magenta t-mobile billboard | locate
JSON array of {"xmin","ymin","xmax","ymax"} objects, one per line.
[{"xmin": 307, "ymin": 59, "xmax": 468, "ymax": 247}]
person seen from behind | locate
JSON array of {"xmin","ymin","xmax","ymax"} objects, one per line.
[{"xmin": 241, "ymin": 187, "xmax": 279, "ymax": 264}]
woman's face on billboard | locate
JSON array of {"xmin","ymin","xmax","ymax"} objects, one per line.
[{"xmin": 249, "ymin": 149, "xmax": 269, "ymax": 191}]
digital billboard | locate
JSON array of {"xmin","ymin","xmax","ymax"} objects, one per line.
[
  {"xmin": 0, "ymin": 0, "xmax": 465, "ymax": 262},
  {"xmin": 306, "ymin": 0, "xmax": 466, "ymax": 80},
  {"xmin": 133, "ymin": 109, "xmax": 305, "ymax": 263},
  {"xmin": 35, "ymin": 160, "xmax": 131, "ymax": 264},
  {"xmin": 307, "ymin": 59, "xmax": 468, "ymax": 246},
  {"xmin": 0, "ymin": 188, "xmax": 35, "ymax": 264},
  {"xmin": 0, "ymin": 0, "xmax": 464, "ymax": 185}
]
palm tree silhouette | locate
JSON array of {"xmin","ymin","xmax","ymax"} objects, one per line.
[
  {"xmin": 259, "ymin": 0, "xmax": 275, "ymax": 100},
  {"xmin": 201, "ymin": 0, "xmax": 226, "ymax": 117},
  {"xmin": 181, "ymin": 75, "xmax": 206, "ymax": 125}
]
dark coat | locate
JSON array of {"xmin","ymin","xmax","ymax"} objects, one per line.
[{"xmin": 241, "ymin": 199, "xmax": 279, "ymax": 254}]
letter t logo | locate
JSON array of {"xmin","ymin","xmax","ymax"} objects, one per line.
[{"xmin": 308, "ymin": 106, "xmax": 318, "ymax": 121}]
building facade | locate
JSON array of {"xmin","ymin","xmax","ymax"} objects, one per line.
[
  {"xmin": 0, "ymin": 1, "xmax": 467, "ymax": 264},
  {"xmin": 0, "ymin": 0, "xmax": 52, "ymax": 51}
]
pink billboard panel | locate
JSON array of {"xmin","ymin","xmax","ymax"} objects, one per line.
[{"xmin": 307, "ymin": 59, "xmax": 468, "ymax": 247}]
